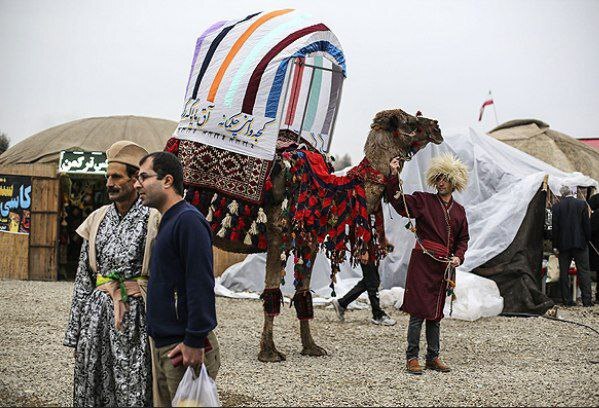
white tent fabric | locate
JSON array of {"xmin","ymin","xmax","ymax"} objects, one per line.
[{"xmin": 218, "ymin": 128, "xmax": 597, "ymax": 320}]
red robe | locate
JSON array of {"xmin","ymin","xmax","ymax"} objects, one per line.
[{"xmin": 386, "ymin": 176, "xmax": 469, "ymax": 321}]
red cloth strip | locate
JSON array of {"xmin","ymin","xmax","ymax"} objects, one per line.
[{"xmin": 415, "ymin": 239, "xmax": 449, "ymax": 258}]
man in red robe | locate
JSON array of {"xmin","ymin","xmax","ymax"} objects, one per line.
[{"xmin": 387, "ymin": 153, "xmax": 470, "ymax": 375}]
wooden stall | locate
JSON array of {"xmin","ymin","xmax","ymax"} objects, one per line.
[{"xmin": 0, "ymin": 163, "xmax": 60, "ymax": 280}]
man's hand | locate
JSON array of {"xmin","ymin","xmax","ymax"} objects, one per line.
[
  {"xmin": 389, "ymin": 157, "xmax": 401, "ymax": 176},
  {"xmin": 449, "ymin": 256, "xmax": 461, "ymax": 268},
  {"xmin": 168, "ymin": 343, "xmax": 205, "ymax": 368}
]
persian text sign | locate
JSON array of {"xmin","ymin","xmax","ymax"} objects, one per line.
[
  {"xmin": 175, "ymin": 100, "xmax": 278, "ymax": 160},
  {"xmin": 59, "ymin": 151, "xmax": 107, "ymax": 174},
  {"xmin": 0, "ymin": 175, "xmax": 32, "ymax": 234}
]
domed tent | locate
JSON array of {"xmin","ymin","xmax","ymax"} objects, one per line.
[
  {"xmin": 0, "ymin": 116, "xmax": 176, "ymax": 281},
  {"xmin": 0, "ymin": 115, "xmax": 175, "ymax": 165},
  {"xmin": 488, "ymin": 119, "xmax": 599, "ymax": 186}
]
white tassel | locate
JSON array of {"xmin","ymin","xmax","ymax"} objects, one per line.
[
  {"xmin": 217, "ymin": 226, "xmax": 227, "ymax": 238},
  {"xmin": 222, "ymin": 213, "xmax": 232, "ymax": 228},
  {"xmin": 206, "ymin": 206, "xmax": 214, "ymax": 222},
  {"xmin": 243, "ymin": 232, "xmax": 253, "ymax": 246},
  {"xmin": 280, "ymin": 253, "xmax": 287, "ymax": 261},
  {"xmin": 228, "ymin": 200, "xmax": 239, "ymax": 215},
  {"xmin": 210, "ymin": 193, "xmax": 218, "ymax": 204},
  {"xmin": 281, "ymin": 198, "xmax": 288, "ymax": 211},
  {"xmin": 257, "ymin": 207, "xmax": 267, "ymax": 223},
  {"xmin": 249, "ymin": 221, "xmax": 258, "ymax": 235},
  {"xmin": 283, "ymin": 160, "xmax": 291, "ymax": 169}
]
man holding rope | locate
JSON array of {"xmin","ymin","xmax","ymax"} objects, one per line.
[{"xmin": 387, "ymin": 153, "xmax": 470, "ymax": 375}]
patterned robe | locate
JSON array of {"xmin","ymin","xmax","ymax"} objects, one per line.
[
  {"xmin": 387, "ymin": 180, "xmax": 469, "ymax": 321},
  {"xmin": 64, "ymin": 199, "xmax": 152, "ymax": 407}
]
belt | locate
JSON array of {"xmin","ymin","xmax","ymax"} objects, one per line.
[
  {"xmin": 96, "ymin": 272, "xmax": 142, "ymax": 331},
  {"xmin": 414, "ymin": 239, "xmax": 450, "ymax": 259}
]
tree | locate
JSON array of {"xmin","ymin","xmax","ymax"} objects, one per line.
[
  {"xmin": 332, "ymin": 153, "xmax": 352, "ymax": 171},
  {"xmin": 0, "ymin": 132, "xmax": 9, "ymax": 155}
]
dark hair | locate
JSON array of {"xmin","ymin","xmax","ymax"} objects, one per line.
[
  {"xmin": 140, "ymin": 152, "xmax": 184, "ymax": 196},
  {"xmin": 125, "ymin": 164, "xmax": 138, "ymax": 178}
]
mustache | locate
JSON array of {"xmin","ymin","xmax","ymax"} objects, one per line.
[{"xmin": 107, "ymin": 187, "xmax": 120, "ymax": 194}]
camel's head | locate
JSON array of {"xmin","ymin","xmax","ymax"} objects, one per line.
[
  {"xmin": 363, "ymin": 109, "xmax": 443, "ymax": 174},
  {"xmin": 371, "ymin": 109, "xmax": 443, "ymax": 144},
  {"xmin": 370, "ymin": 109, "xmax": 443, "ymax": 158}
]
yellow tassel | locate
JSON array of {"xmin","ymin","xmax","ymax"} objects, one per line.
[
  {"xmin": 206, "ymin": 206, "xmax": 214, "ymax": 222},
  {"xmin": 210, "ymin": 193, "xmax": 218, "ymax": 204},
  {"xmin": 217, "ymin": 226, "xmax": 227, "ymax": 238},
  {"xmin": 248, "ymin": 221, "xmax": 257, "ymax": 235},
  {"xmin": 228, "ymin": 200, "xmax": 238, "ymax": 215},
  {"xmin": 222, "ymin": 213, "xmax": 232, "ymax": 228},
  {"xmin": 243, "ymin": 232, "xmax": 253, "ymax": 245},
  {"xmin": 257, "ymin": 207, "xmax": 267, "ymax": 223}
]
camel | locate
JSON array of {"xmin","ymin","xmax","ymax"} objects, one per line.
[{"xmin": 211, "ymin": 109, "xmax": 444, "ymax": 362}]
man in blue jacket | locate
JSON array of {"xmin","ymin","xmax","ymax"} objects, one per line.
[
  {"xmin": 552, "ymin": 185, "xmax": 592, "ymax": 307},
  {"xmin": 134, "ymin": 151, "xmax": 219, "ymax": 406}
]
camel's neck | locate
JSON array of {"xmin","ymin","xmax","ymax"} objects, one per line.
[{"xmin": 364, "ymin": 145, "xmax": 406, "ymax": 178}]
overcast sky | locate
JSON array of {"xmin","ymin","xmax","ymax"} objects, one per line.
[{"xmin": 1, "ymin": 0, "xmax": 598, "ymax": 161}]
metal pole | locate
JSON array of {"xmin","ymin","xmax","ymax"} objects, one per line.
[
  {"xmin": 298, "ymin": 62, "xmax": 343, "ymax": 74},
  {"xmin": 490, "ymin": 90, "xmax": 499, "ymax": 125},
  {"xmin": 297, "ymin": 60, "xmax": 316, "ymax": 143},
  {"xmin": 276, "ymin": 58, "xmax": 296, "ymax": 135},
  {"xmin": 326, "ymin": 71, "xmax": 344, "ymax": 152}
]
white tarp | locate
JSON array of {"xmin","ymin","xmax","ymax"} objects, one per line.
[{"xmin": 218, "ymin": 128, "xmax": 597, "ymax": 320}]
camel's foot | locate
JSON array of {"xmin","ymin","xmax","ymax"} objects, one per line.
[
  {"xmin": 258, "ymin": 348, "xmax": 287, "ymax": 363},
  {"xmin": 300, "ymin": 343, "xmax": 328, "ymax": 357}
]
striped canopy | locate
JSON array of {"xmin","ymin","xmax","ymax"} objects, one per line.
[{"xmin": 174, "ymin": 9, "xmax": 346, "ymax": 160}]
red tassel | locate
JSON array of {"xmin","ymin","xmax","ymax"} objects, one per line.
[
  {"xmin": 191, "ymin": 191, "xmax": 200, "ymax": 206},
  {"xmin": 257, "ymin": 234, "xmax": 268, "ymax": 249},
  {"xmin": 164, "ymin": 137, "xmax": 180, "ymax": 155}
]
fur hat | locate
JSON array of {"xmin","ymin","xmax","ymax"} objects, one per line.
[
  {"xmin": 106, "ymin": 141, "xmax": 148, "ymax": 169},
  {"xmin": 426, "ymin": 153, "xmax": 469, "ymax": 192}
]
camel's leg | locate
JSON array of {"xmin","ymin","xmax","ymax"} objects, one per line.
[
  {"xmin": 258, "ymin": 206, "xmax": 286, "ymax": 363},
  {"xmin": 293, "ymin": 246, "xmax": 327, "ymax": 357}
]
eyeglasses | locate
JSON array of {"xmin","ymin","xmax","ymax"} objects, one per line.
[{"xmin": 137, "ymin": 173, "xmax": 158, "ymax": 183}]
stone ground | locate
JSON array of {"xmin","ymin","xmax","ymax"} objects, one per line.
[{"xmin": 1, "ymin": 280, "xmax": 598, "ymax": 407}]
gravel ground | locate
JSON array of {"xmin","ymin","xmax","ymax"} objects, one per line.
[{"xmin": 1, "ymin": 279, "xmax": 598, "ymax": 407}]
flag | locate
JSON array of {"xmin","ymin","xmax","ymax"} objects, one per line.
[{"xmin": 478, "ymin": 98, "xmax": 494, "ymax": 121}]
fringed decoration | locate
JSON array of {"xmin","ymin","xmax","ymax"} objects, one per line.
[
  {"xmin": 228, "ymin": 200, "xmax": 239, "ymax": 215},
  {"xmin": 206, "ymin": 206, "xmax": 214, "ymax": 222},
  {"xmin": 257, "ymin": 207, "xmax": 267, "ymax": 223},
  {"xmin": 243, "ymin": 232, "xmax": 253, "ymax": 246},
  {"xmin": 221, "ymin": 213, "xmax": 232, "ymax": 229}
]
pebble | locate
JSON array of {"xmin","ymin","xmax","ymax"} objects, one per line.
[{"xmin": 0, "ymin": 280, "xmax": 598, "ymax": 406}]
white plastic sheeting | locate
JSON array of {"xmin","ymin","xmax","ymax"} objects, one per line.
[{"xmin": 218, "ymin": 128, "xmax": 597, "ymax": 321}]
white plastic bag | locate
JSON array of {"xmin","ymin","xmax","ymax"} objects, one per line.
[
  {"xmin": 546, "ymin": 255, "xmax": 559, "ymax": 283},
  {"xmin": 172, "ymin": 364, "xmax": 220, "ymax": 407}
]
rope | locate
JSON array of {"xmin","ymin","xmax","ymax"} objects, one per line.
[{"xmin": 500, "ymin": 312, "xmax": 599, "ymax": 336}]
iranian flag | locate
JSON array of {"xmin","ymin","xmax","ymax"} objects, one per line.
[{"xmin": 478, "ymin": 97, "xmax": 494, "ymax": 121}]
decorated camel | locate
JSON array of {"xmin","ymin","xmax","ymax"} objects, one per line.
[{"xmin": 168, "ymin": 109, "xmax": 443, "ymax": 362}]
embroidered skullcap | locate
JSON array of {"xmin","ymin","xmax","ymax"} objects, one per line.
[
  {"xmin": 426, "ymin": 153, "xmax": 469, "ymax": 192},
  {"xmin": 106, "ymin": 141, "xmax": 148, "ymax": 169}
]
